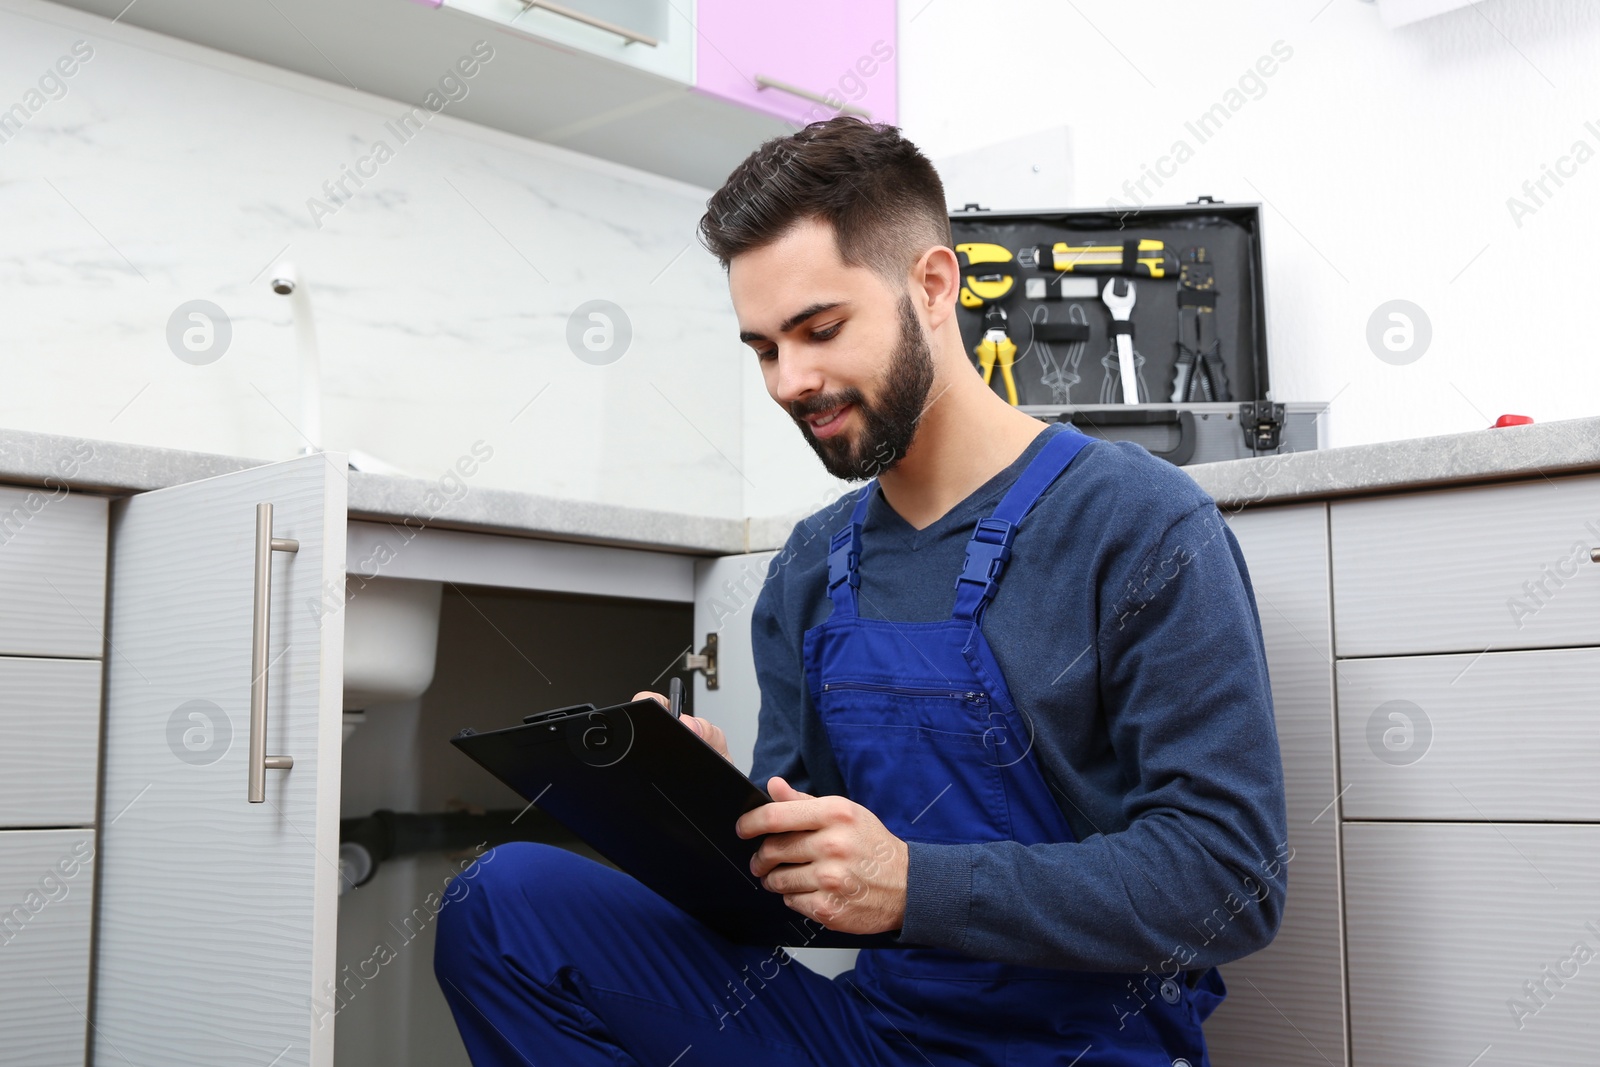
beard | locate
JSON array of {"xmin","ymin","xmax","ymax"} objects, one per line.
[{"xmin": 793, "ymin": 291, "xmax": 936, "ymax": 482}]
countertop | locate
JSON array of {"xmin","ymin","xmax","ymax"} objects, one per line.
[
  {"xmin": 748, "ymin": 415, "xmax": 1600, "ymax": 551},
  {"xmin": 0, "ymin": 429, "xmax": 746, "ymax": 556},
  {"xmin": 4, "ymin": 416, "xmax": 1599, "ymax": 557}
]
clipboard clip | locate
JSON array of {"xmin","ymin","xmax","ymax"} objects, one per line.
[{"xmin": 523, "ymin": 703, "xmax": 597, "ymax": 725}]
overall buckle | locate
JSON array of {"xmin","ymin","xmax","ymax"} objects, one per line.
[
  {"xmin": 954, "ymin": 518, "xmax": 1015, "ymax": 599},
  {"xmin": 827, "ymin": 528, "xmax": 860, "ymax": 591}
]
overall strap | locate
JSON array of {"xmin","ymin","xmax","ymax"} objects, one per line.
[
  {"xmin": 953, "ymin": 427, "xmax": 1093, "ymax": 623},
  {"xmin": 825, "ymin": 481, "xmax": 876, "ymax": 617}
]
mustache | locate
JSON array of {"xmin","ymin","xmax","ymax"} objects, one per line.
[{"xmin": 792, "ymin": 391, "xmax": 862, "ymax": 421}]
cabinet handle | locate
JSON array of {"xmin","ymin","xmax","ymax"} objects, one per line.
[
  {"xmin": 516, "ymin": 0, "xmax": 659, "ymax": 46},
  {"xmin": 249, "ymin": 503, "xmax": 299, "ymax": 803},
  {"xmin": 1592, "ymin": 547, "xmax": 1600, "ymax": 563},
  {"xmin": 753, "ymin": 75, "xmax": 871, "ymax": 119}
]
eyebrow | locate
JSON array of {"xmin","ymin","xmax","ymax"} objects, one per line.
[{"xmin": 738, "ymin": 301, "xmax": 846, "ymax": 344}]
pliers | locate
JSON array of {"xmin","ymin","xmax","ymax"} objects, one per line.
[
  {"xmin": 975, "ymin": 304, "xmax": 1019, "ymax": 405},
  {"xmin": 1170, "ymin": 250, "xmax": 1231, "ymax": 403}
]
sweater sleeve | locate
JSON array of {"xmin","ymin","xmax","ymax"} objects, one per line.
[{"xmin": 891, "ymin": 502, "xmax": 1290, "ymax": 972}]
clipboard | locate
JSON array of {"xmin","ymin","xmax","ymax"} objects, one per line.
[{"xmin": 450, "ymin": 697, "xmax": 908, "ymax": 949}]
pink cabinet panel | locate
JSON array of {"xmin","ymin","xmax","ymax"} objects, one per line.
[{"xmin": 694, "ymin": 0, "xmax": 897, "ymax": 126}]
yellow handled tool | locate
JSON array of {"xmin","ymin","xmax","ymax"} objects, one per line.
[
  {"xmin": 974, "ymin": 305, "xmax": 1019, "ymax": 405},
  {"xmin": 956, "ymin": 242, "xmax": 1018, "ymax": 308},
  {"xmin": 1017, "ymin": 238, "xmax": 1179, "ymax": 279}
]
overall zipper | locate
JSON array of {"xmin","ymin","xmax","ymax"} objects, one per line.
[{"xmin": 822, "ymin": 680, "xmax": 988, "ymax": 703}]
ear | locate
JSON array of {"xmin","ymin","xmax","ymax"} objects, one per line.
[{"xmin": 910, "ymin": 243, "xmax": 960, "ymax": 335}]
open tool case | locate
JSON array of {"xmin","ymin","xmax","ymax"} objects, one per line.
[{"xmin": 950, "ymin": 199, "xmax": 1327, "ymax": 465}]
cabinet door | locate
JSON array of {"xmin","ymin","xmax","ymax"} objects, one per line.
[
  {"xmin": 1330, "ymin": 473, "xmax": 1600, "ymax": 657},
  {"xmin": 441, "ymin": 0, "xmax": 693, "ymax": 83},
  {"xmin": 93, "ymin": 455, "xmax": 347, "ymax": 1067},
  {"xmin": 1337, "ymin": 647, "xmax": 1600, "ymax": 821},
  {"xmin": 1207, "ymin": 503, "xmax": 1348, "ymax": 1067},
  {"xmin": 0, "ymin": 486, "xmax": 106, "ymax": 657},
  {"xmin": 691, "ymin": 550, "xmax": 857, "ymax": 980},
  {"xmin": 0, "ymin": 658, "xmax": 102, "ymax": 826},
  {"xmin": 692, "ymin": 551, "xmax": 775, "ymax": 777},
  {"xmin": 695, "ymin": 0, "xmax": 897, "ymax": 125},
  {"xmin": 1345, "ymin": 822, "xmax": 1600, "ymax": 1066},
  {"xmin": 0, "ymin": 829, "xmax": 96, "ymax": 1067}
]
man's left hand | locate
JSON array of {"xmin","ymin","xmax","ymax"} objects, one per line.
[{"xmin": 735, "ymin": 776, "xmax": 909, "ymax": 935}]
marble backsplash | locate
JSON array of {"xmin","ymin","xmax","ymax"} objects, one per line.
[{"xmin": 0, "ymin": 0, "xmax": 842, "ymax": 522}]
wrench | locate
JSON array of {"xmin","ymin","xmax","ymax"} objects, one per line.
[{"xmin": 1101, "ymin": 277, "xmax": 1140, "ymax": 404}]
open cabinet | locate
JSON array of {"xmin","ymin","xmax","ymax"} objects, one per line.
[
  {"xmin": 89, "ymin": 454, "xmax": 791, "ymax": 1066},
  {"xmin": 95, "ymin": 454, "xmax": 347, "ymax": 1067}
]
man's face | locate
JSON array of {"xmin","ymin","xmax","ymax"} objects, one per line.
[{"xmin": 731, "ymin": 218, "xmax": 936, "ymax": 482}]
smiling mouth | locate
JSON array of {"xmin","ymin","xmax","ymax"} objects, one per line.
[{"xmin": 800, "ymin": 403, "xmax": 851, "ymax": 435}]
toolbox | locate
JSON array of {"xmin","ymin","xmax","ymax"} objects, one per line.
[{"xmin": 949, "ymin": 199, "xmax": 1327, "ymax": 466}]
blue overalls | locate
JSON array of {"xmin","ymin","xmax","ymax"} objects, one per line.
[
  {"xmin": 433, "ymin": 425, "xmax": 1224, "ymax": 1066},
  {"xmin": 804, "ymin": 425, "xmax": 1222, "ymax": 1066}
]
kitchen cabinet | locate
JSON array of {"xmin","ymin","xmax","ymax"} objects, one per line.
[
  {"xmin": 0, "ymin": 485, "xmax": 106, "ymax": 658},
  {"xmin": 78, "ymin": 455, "xmax": 715, "ymax": 1066},
  {"xmin": 0, "ymin": 414, "xmax": 1591, "ymax": 1064},
  {"xmin": 46, "ymin": 0, "xmax": 796, "ymax": 189},
  {"xmin": 1330, "ymin": 472, "xmax": 1600, "ymax": 657},
  {"xmin": 1205, "ymin": 503, "xmax": 1348, "ymax": 1067},
  {"xmin": 441, "ymin": 0, "xmax": 693, "ymax": 83},
  {"xmin": 0, "ymin": 659, "xmax": 103, "ymax": 826},
  {"xmin": 0, "ymin": 483, "xmax": 106, "ymax": 1067},
  {"xmin": 695, "ymin": 0, "xmax": 898, "ymax": 126},
  {"xmin": 0, "ymin": 830, "xmax": 97, "ymax": 1067},
  {"xmin": 1337, "ymin": 648, "xmax": 1600, "ymax": 821},
  {"xmin": 1344, "ymin": 823, "xmax": 1600, "ymax": 1066},
  {"xmin": 1328, "ymin": 473, "xmax": 1600, "ymax": 1067},
  {"xmin": 94, "ymin": 456, "xmax": 347, "ymax": 1067}
]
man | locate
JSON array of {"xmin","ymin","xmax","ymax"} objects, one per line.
[{"xmin": 435, "ymin": 117, "xmax": 1287, "ymax": 1067}]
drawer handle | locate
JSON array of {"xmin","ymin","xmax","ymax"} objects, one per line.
[
  {"xmin": 754, "ymin": 75, "xmax": 871, "ymax": 119},
  {"xmin": 249, "ymin": 503, "xmax": 299, "ymax": 804},
  {"xmin": 516, "ymin": 0, "xmax": 659, "ymax": 46},
  {"xmin": 1592, "ymin": 547, "xmax": 1600, "ymax": 563}
]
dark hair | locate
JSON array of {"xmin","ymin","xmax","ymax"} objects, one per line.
[{"xmin": 697, "ymin": 116, "xmax": 953, "ymax": 289}]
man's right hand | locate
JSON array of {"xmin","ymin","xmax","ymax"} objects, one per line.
[{"xmin": 634, "ymin": 690, "xmax": 733, "ymax": 764}]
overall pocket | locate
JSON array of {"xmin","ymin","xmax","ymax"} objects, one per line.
[{"xmin": 818, "ymin": 691, "xmax": 1013, "ymax": 845}]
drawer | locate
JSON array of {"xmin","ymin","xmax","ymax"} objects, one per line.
[
  {"xmin": 1337, "ymin": 648, "xmax": 1600, "ymax": 821},
  {"xmin": 1330, "ymin": 473, "xmax": 1600, "ymax": 657},
  {"xmin": 0, "ymin": 486, "xmax": 108, "ymax": 657},
  {"xmin": 0, "ymin": 829, "xmax": 95, "ymax": 1067},
  {"xmin": 0, "ymin": 658, "xmax": 103, "ymax": 827},
  {"xmin": 1345, "ymin": 822, "xmax": 1600, "ymax": 1066}
]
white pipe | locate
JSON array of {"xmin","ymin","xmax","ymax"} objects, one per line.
[{"xmin": 269, "ymin": 261, "xmax": 323, "ymax": 455}]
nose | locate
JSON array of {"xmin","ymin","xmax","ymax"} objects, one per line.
[{"xmin": 769, "ymin": 346, "xmax": 828, "ymax": 413}]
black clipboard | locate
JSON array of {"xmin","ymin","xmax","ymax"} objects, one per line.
[{"xmin": 450, "ymin": 697, "xmax": 907, "ymax": 949}]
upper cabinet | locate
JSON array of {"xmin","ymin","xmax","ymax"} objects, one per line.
[
  {"xmin": 694, "ymin": 0, "xmax": 898, "ymax": 126},
  {"xmin": 45, "ymin": 0, "xmax": 800, "ymax": 187},
  {"xmin": 439, "ymin": 0, "xmax": 694, "ymax": 83}
]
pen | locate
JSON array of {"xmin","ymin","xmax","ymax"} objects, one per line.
[{"xmin": 668, "ymin": 676, "xmax": 683, "ymax": 719}]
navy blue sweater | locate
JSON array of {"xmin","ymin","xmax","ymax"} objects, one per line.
[{"xmin": 749, "ymin": 422, "xmax": 1288, "ymax": 973}]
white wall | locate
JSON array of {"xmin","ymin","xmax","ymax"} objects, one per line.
[
  {"xmin": 898, "ymin": 0, "xmax": 1600, "ymax": 449},
  {"xmin": 0, "ymin": 0, "xmax": 749, "ymax": 519},
  {"xmin": 6, "ymin": 0, "xmax": 1594, "ymax": 528}
]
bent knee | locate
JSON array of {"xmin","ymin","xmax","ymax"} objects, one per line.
[
  {"xmin": 440, "ymin": 840, "xmax": 569, "ymax": 907},
  {"xmin": 442, "ymin": 840, "xmax": 621, "ymax": 918}
]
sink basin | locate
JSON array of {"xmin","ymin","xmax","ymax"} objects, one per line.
[{"xmin": 342, "ymin": 577, "xmax": 443, "ymax": 711}]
